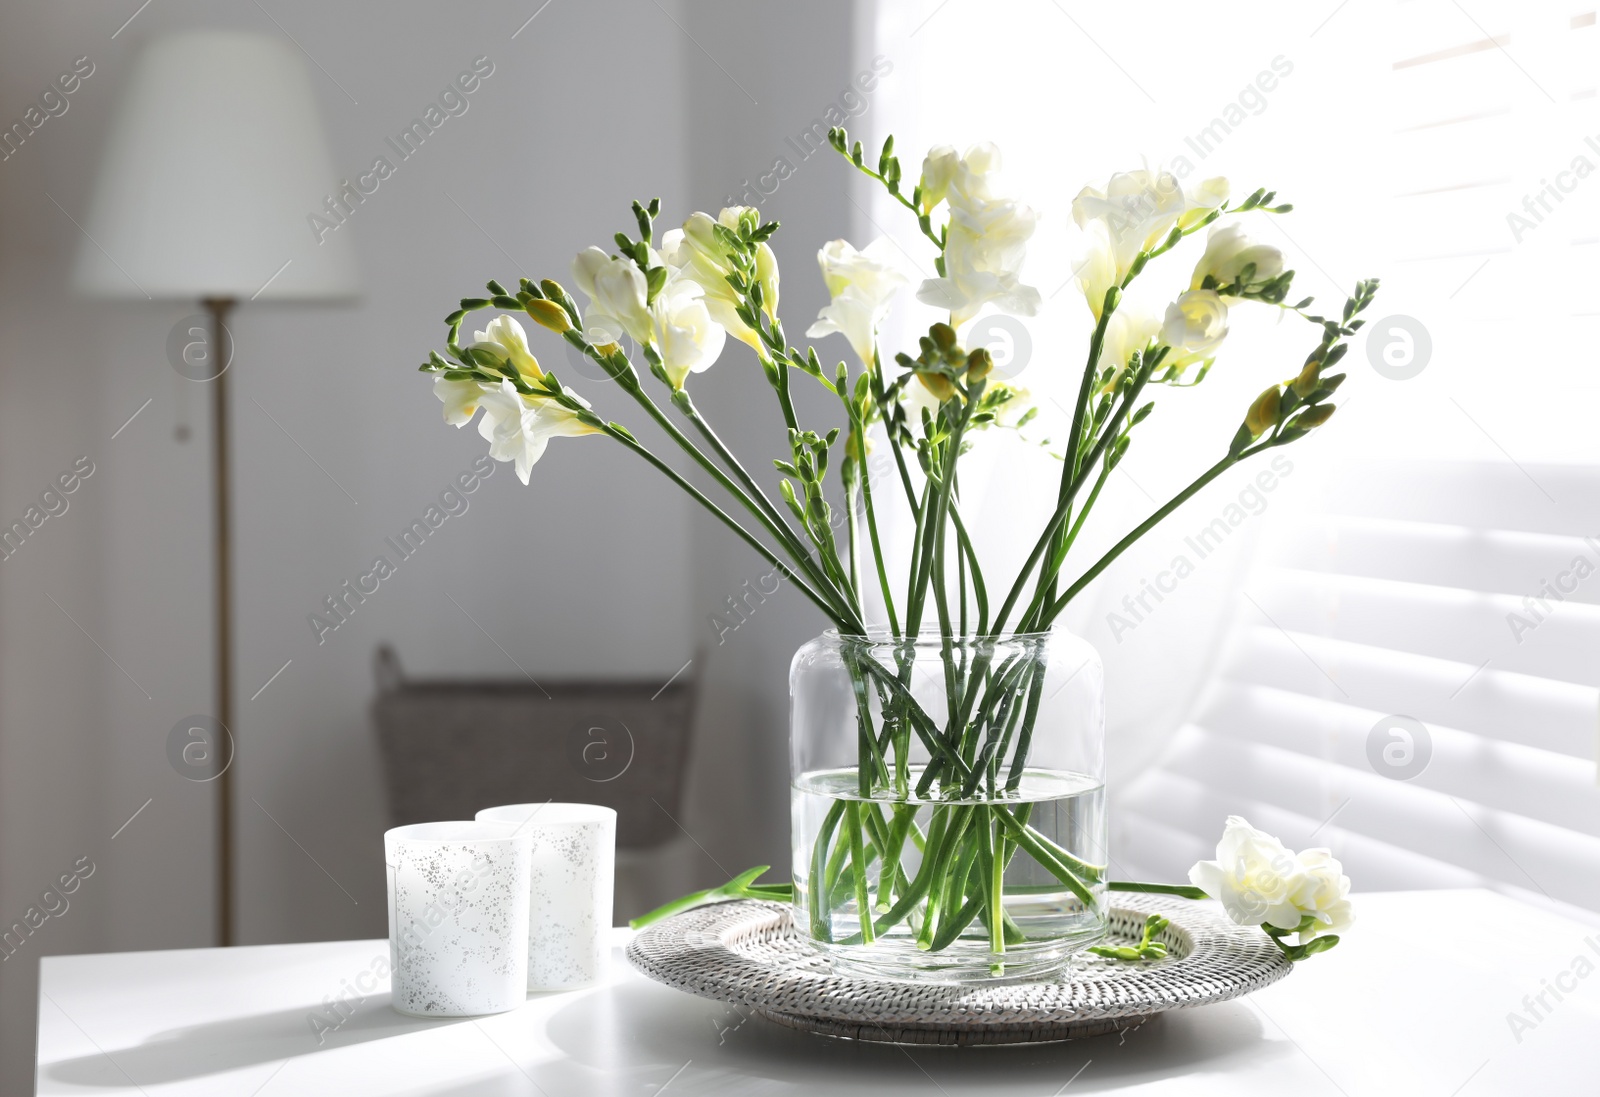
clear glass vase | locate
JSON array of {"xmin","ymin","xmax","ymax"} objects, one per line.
[{"xmin": 789, "ymin": 629, "xmax": 1107, "ymax": 983}]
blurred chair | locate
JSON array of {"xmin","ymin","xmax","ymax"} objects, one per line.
[
  {"xmin": 371, "ymin": 646, "xmax": 700, "ymax": 918},
  {"xmin": 1113, "ymin": 460, "xmax": 1600, "ymax": 919}
]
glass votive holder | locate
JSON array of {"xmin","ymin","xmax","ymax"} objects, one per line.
[
  {"xmin": 384, "ymin": 820, "xmax": 532, "ymax": 1016},
  {"xmin": 476, "ymin": 803, "xmax": 616, "ymax": 990}
]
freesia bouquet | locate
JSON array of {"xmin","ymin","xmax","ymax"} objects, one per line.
[{"xmin": 415, "ymin": 127, "xmax": 1372, "ymax": 975}]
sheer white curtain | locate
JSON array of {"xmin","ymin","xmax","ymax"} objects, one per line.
[{"xmin": 856, "ymin": 0, "xmax": 1598, "ymax": 789}]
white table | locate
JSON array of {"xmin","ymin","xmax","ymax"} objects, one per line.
[{"xmin": 36, "ymin": 890, "xmax": 1597, "ymax": 1095}]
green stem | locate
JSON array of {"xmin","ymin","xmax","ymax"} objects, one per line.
[
  {"xmin": 809, "ymin": 801, "xmax": 847, "ymax": 940},
  {"xmin": 598, "ymin": 425, "xmax": 846, "ymax": 627},
  {"xmin": 981, "ymin": 811, "xmax": 1003, "ymax": 953},
  {"xmin": 1108, "ymin": 881, "xmax": 1209, "ymax": 899},
  {"xmin": 1043, "ymin": 446, "xmax": 1270, "ymax": 625},
  {"xmin": 995, "ymin": 809, "xmax": 1096, "ymax": 908},
  {"xmin": 678, "ymin": 396, "xmax": 851, "ymax": 622},
  {"xmin": 847, "ymin": 803, "xmax": 875, "ymax": 944}
]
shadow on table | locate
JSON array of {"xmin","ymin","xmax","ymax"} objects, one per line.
[
  {"xmin": 544, "ymin": 978, "xmax": 1293, "ymax": 1093},
  {"xmin": 45, "ymin": 992, "xmax": 463, "ymax": 1088}
]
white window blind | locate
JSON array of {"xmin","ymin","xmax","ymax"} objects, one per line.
[{"xmin": 1114, "ymin": 459, "xmax": 1600, "ymax": 916}]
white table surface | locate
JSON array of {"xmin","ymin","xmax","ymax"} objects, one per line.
[{"xmin": 35, "ymin": 889, "xmax": 1598, "ymax": 1096}]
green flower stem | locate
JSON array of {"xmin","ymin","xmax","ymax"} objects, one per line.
[
  {"xmin": 957, "ymin": 522, "xmax": 968, "ymax": 637},
  {"xmin": 930, "ymin": 852, "xmax": 987, "ymax": 952},
  {"xmin": 954, "ymin": 652, "xmax": 1024, "ymax": 775},
  {"xmin": 902, "ymin": 474, "xmax": 936, "ymax": 634},
  {"xmin": 1021, "ymin": 823, "xmax": 1105, "ymax": 884},
  {"xmin": 856, "ymin": 657, "xmax": 972, "ymax": 785},
  {"xmin": 1025, "ymin": 289, "xmax": 1120, "ymax": 619},
  {"xmin": 846, "ymin": 478, "xmax": 861, "ymax": 595},
  {"xmin": 962, "ymin": 658, "xmax": 1032, "ymax": 796},
  {"xmin": 1002, "ymin": 661, "xmax": 1047, "ymax": 792},
  {"xmin": 995, "ymin": 809, "xmax": 1095, "ymax": 907},
  {"xmin": 837, "ymin": 807, "xmax": 951, "ymax": 945},
  {"xmin": 856, "ymin": 432, "xmax": 900, "ymax": 636},
  {"xmin": 675, "ymin": 395, "xmax": 850, "ymax": 620},
  {"xmin": 834, "ymin": 149, "xmax": 947, "ymax": 258},
  {"xmin": 1042, "ymin": 443, "xmax": 1273, "ymax": 625},
  {"xmin": 948, "ymin": 500, "xmax": 989, "ymax": 636},
  {"xmin": 984, "ymin": 673, "xmax": 1030, "ymax": 797},
  {"xmin": 596, "ymin": 424, "xmax": 846, "ymax": 627},
  {"xmin": 628, "ymin": 864, "xmax": 780, "ymax": 930},
  {"xmin": 844, "ymin": 653, "xmax": 889, "ymax": 793},
  {"xmin": 604, "ymin": 372, "xmax": 861, "ymax": 628},
  {"xmin": 995, "ymin": 349, "xmax": 1150, "ymax": 635},
  {"xmin": 876, "ymin": 804, "xmax": 915, "ymax": 911},
  {"xmin": 980, "ymin": 812, "xmax": 1004, "ymax": 953},
  {"xmin": 810, "ymin": 801, "xmax": 847, "ymax": 940},
  {"xmin": 1108, "ymin": 881, "xmax": 1209, "ymax": 899},
  {"xmin": 822, "ymin": 813, "xmax": 856, "ymax": 905},
  {"xmin": 870, "ymin": 349, "xmax": 923, "ymax": 519},
  {"xmin": 916, "ymin": 807, "xmax": 974, "ymax": 949},
  {"xmin": 847, "ymin": 803, "xmax": 875, "ymax": 944},
  {"xmin": 932, "ymin": 894, "xmax": 984, "ymax": 952}
]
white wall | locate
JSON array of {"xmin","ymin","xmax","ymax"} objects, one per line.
[{"xmin": 0, "ymin": 1, "xmax": 870, "ymax": 1086}]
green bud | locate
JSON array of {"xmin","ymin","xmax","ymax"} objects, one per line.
[
  {"xmin": 1296, "ymin": 403, "xmax": 1336, "ymax": 429},
  {"xmin": 1291, "ymin": 361, "xmax": 1320, "ymax": 398},
  {"xmin": 1245, "ymin": 386, "xmax": 1282, "ymax": 437}
]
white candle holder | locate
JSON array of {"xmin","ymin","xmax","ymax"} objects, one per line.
[
  {"xmin": 477, "ymin": 803, "xmax": 616, "ymax": 990},
  {"xmin": 384, "ymin": 820, "xmax": 531, "ymax": 1016}
]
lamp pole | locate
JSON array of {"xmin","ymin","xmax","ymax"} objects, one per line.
[{"xmin": 204, "ymin": 296, "xmax": 237, "ymax": 947}]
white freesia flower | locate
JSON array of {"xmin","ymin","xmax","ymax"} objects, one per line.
[
  {"xmin": 663, "ymin": 208, "xmax": 778, "ymax": 353},
  {"xmin": 806, "ymin": 237, "xmax": 908, "ymax": 365},
  {"xmin": 476, "ymin": 379, "xmax": 599, "ymax": 485},
  {"xmin": 1187, "ymin": 815, "xmax": 1306, "ymax": 931},
  {"xmin": 1190, "ymin": 222, "xmax": 1285, "ymax": 292},
  {"xmin": 1072, "ymin": 169, "xmax": 1186, "ymax": 283},
  {"xmin": 471, "ymin": 315, "xmax": 543, "ymax": 382},
  {"xmin": 434, "ymin": 375, "xmax": 486, "ymax": 426},
  {"xmin": 1286, "ymin": 847, "xmax": 1355, "ymax": 944},
  {"xmin": 652, "ymin": 277, "xmax": 726, "ymax": 389},
  {"xmin": 1189, "ymin": 816, "xmax": 1354, "ymax": 947},
  {"xmin": 1096, "ymin": 306, "xmax": 1161, "ymax": 392},
  {"xmin": 571, "ymin": 246, "xmax": 652, "ymax": 346},
  {"xmin": 1072, "ymin": 221, "xmax": 1119, "ymax": 321},
  {"xmin": 1161, "ymin": 288, "xmax": 1230, "ymax": 371},
  {"xmin": 919, "ymin": 144, "xmax": 960, "ymax": 212},
  {"xmin": 916, "ymin": 143, "xmax": 1041, "ymax": 327},
  {"xmin": 1178, "ymin": 176, "xmax": 1231, "ymax": 230}
]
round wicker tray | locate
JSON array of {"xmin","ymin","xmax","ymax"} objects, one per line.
[{"xmin": 626, "ymin": 894, "xmax": 1292, "ymax": 1045}]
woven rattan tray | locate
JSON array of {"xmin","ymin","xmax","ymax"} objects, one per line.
[{"xmin": 626, "ymin": 895, "xmax": 1292, "ymax": 1045}]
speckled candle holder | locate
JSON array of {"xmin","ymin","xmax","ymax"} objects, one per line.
[
  {"xmin": 384, "ymin": 820, "xmax": 532, "ymax": 1016},
  {"xmin": 476, "ymin": 803, "xmax": 616, "ymax": 990}
]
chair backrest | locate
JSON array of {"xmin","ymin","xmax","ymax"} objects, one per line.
[
  {"xmin": 371, "ymin": 646, "xmax": 700, "ymax": 850},
  {"xmin": 1113, "ymin": 459, "xmax": 1600, "ymax": 915}
]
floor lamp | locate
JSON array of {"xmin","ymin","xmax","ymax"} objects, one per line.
[{"xmin": 74, "ymin": 30, "xmax": 358, "ymax": 945}]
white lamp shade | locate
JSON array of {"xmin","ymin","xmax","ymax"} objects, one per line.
[{"xmin": 74, "ymin": 30, "xmax": 358, "ymax": 301}]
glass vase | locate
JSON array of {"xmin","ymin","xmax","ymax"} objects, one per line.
[{"xmin": 789, "ymin": 629, "xmax": 1107, "ymax": 983}]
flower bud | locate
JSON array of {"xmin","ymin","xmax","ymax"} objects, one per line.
[
  {"xmin": 539, "ymin": 279, "xmax": 573, "ymax": 307},
  {"xmin": 1245, "ymin": 386, "xmax": 1281, "ymax": 437},
  {"xmin": 916, "ymin": 371, "xmax": 955, "ymax": 402},
  {"xmin": 525, "ymin": 298, "xmax": 573, "ymax": 333},
  {"xmin": 1296, "ymin": 403, "xmax": 1336, "ymax": 429},
  {"xmin": 930, "ymin": 322, "xmax": 958, "ymax": 354},
  {"xmin": 1191, "ymin": 222, "xmax": 1285, "ymax": 292},
  {"xmin": 1291, "ymin": 360, "xmax": 1320, "ymax": 398},
  {"xmin": 965, "ymin": 346, "xmax": 993, "ymax": 381}
]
